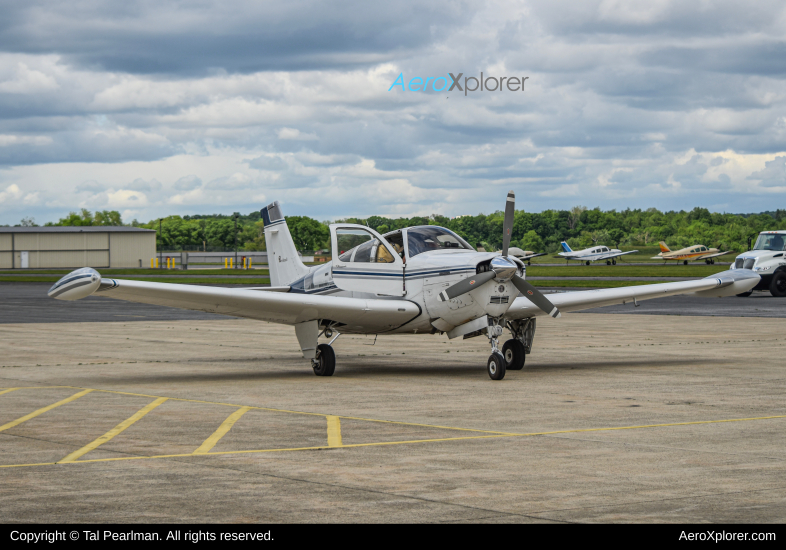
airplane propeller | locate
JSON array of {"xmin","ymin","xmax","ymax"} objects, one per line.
[{"xmin": 439, "ymin": 191, "xmax": 561, "ymax": 318}]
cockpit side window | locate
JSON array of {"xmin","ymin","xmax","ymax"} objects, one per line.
[{"xmin": 336, "ymin": 228, "xmax": 397, "ymax": 263}]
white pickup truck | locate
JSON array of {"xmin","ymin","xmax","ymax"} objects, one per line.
[{"xmin": 734, "ymin": 230, "xmax": 786, "ymax": 297}]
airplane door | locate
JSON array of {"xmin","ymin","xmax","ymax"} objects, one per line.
[{"xmin": 330, "ymin": 224, "xmax": 405, "ymax": 296}]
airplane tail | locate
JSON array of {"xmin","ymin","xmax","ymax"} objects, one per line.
[
  {"xmin": 658, "ymin": 241, "xmax": 671, "ymax": 253},
  {"xmin": 261, "ymin": 201, "xmax": 310, "ymax": 287},
  {"xmin": 560, "ymin": 241, "xmax": 573, "ymax": 253}
]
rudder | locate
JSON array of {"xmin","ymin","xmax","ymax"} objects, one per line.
[
  {"xmin": 261, "ymin": 201, "xmax": 310, "ymax": 286},
  {"xmin": 560, "ymin": 241, "xmax": 573, "ymax": 253},
  {"xmin": 658, "ymin": 241, "xmax": 671, "ymax": 253}
]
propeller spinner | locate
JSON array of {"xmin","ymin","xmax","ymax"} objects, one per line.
[{"xmin": 439, "ymin": 191, "xmax": 561, "ymax": 318}]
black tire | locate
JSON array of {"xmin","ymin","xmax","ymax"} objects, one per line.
[
  {"xmin": 770, "ymin": 271, "xmax": 786, "ymax": 297},
  {"xmin": 612, "ymin": 259, "xmax": 616, "ymax": 265},
  {"xmin": 736, "ymin": 291, "xmax": 753, "ymax": 297},
  {"xmin": 683, "ymin": 260, "xmax": 688, "ymax": 265},
  {"xmin": 585, "ymin": 260, "xmax": 590, "ymax": 266},
  {"xmin": 501, "ymin": 339, "xmax": 525, "ymax": 370},
  {"xmin": 606, "ymin": 260, "xmax": 611, "ymax": 265},
  {"xmin": 313, "ymin": 343, "xmax": 336, "ymax": 376},
  {"xmin": 487, "ymin": 352, "xmax": 506, "ymax": 380}
]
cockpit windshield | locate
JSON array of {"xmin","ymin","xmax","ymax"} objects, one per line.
[
  {"xmin": 753, "ymin": 233, "xmax": 786, "ymax": 251},
  {"xmin": 405, "ymin": 226, "xmax": 474, "ymax": 258}
]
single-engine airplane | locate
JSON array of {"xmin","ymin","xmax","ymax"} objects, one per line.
[
  {"xmin": 556, "ymin": 242, "xmax": 639, "ymax": 265},
  {"xmin": 651, "ymin": 242, "xmax": 731, "ymax": 265},
  {"xmin": 508, "ymin": 247, "xmax": 546, "ymax": 264},
  {"xmin": 49, "ymin": 192, "xmax": 759, "ymax": 380}
]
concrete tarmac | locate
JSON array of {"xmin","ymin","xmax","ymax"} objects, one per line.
[{"xmin": 1, "ymin": 314, "xmax": 785, "ymax": 523}]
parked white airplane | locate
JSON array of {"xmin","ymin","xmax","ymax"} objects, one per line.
[
  {"xmin": 557, "ymin": 242, "xmax": 639, "ymax": 265},
  {"xmin": 508, "ymin": 247, "xmax": 546, "ymax": 263},
  {"xmin": 49, "ymin": 192, "xmax": 759, "ymax": 380}
]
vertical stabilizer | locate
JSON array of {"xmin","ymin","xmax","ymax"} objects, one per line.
[
  {"xmin": 560, "ymin": 241, "xmax": 573, "ymax": 253},
  {"xmin": 658, "ymin": 241, "xmax": 671, "ymax": 253},
  {"xmin": 262, "ymin": 201, "xmax": 310, "ymax": 286}
]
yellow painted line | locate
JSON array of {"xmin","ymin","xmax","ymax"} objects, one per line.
[
  {"xmin": 58, "ymin": 397, "xmax": 168, "ymax": 463},
  {"xmin": 2, "ymin": 413, "xmax": 785, "ymax": 470},
  {"xmin": 0, "ymin": 389, "xmax": 93, "ymax": 433},
  {"xmin": 193, "ymin": 406, "xmax": 251, "ymax": 455},
  {"xmin": 327, "ymin": 416, "xmax": 342, "ymax": 447},
  {"xmin": 25, "ymin": 386, "xmax": 515, "ymax": 435},
  {"xmin": 0, "ymin": 388, "xmax": 19, "ymax": 396}
]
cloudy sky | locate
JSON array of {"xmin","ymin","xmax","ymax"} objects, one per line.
[{"xmin": 1, "ymin": 0, "xmax": 785, "ymax": 225}]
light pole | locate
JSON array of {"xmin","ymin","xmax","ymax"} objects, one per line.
[{"xmin": 233, "ymin": 213, "xmax": 239, "ymax": 269}]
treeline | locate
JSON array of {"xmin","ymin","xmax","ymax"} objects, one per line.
[{"xmin": 40, "ymin": 206, "xmax": 786, "ymax": 253}]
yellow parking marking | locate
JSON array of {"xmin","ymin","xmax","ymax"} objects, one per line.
[
  {"xmin": 193, "ymin": 406, "xmax": 251, "ymax": 455},
  {"xmin": 58, "ymin": 397, "xmax": 168, "ymax": 463},
  {"xmin": 327, "ymin": 416, "xmax": 343, "ymax": 447},
  {"xmin": 19, "ymin": 386, "xmax": 517, "ymax": 436},
  {"xmin": 1, "ymin": 412, "xmax": 784, "ymax": 470},
  {"xmin": 0, "ymin": 388, "xmax": 19, "ymax": 396},
  {"xmin": 0, "ymin": 389, "xmax": 93, "ymax": 433}
]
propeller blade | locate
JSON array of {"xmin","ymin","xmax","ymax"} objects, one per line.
[
  {"xmin": 438, "ymin": 271, "xmax": 496, "ymax": 302},
  {"xmin": 511, "ymin": 275, "xmax": 561, "ymax": 318},
  {"xmin": 501, "ymin": 190, "xmax": 515, "ymax": 257}
]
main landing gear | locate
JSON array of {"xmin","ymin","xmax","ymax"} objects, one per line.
[
  {"xmin": 605, "ymin": 259, "xmax": 617, "ymax": 265},
  {"xmin": 312, "ymin": 343, "xmax": 336, "ymax": 376},
  {"xmin": 704, "ymin": 258, "xmax": 715, "ymax": 265},
  {"xmin": 486, "ymin": 323, "xmax": 506, "ymax": 380}
]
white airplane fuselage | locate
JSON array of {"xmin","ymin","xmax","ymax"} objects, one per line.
[{"xmin": 288, "ymin": 248, "xmax": 519, "ymax": 335}]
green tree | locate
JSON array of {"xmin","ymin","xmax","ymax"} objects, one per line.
[
  {"xmin": 517, "ymin": 230, "xmax": 544, "ymax": 252},
  {"xmin": 286, "ymin": 216, "xmax": 329, "ymax": 251}
]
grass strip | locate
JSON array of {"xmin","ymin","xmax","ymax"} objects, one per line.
[
  {"xmin": 531, "ymin": 279, "xmax": 661, "ymax": 288},
  {"xmin": 526, "ymin": 265, "xmax": 724, "ymax": 277}
]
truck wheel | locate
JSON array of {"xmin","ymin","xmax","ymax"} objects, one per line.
[{"xmin": 770, "ymin": 272, "xmax": 786, "ymax": 297}]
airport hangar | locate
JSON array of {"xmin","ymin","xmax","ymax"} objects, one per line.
[{"xmin": 0, "ymin": 226, "xmax": 156, "ymax": 269}]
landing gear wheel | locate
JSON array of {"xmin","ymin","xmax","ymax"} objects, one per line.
[
  {"xmin": 502, "ymin": 339, "xmax": 525, "ymax": 370},
  {"xmin": 705, "ymin": 259, "xmax": 710, "ymax": 264},
  {"xmin": 683, "ymin": 260, "xmax": 688, "ymax": 265},
  {"xmin": 770, "ymin": 271, "xmax": 786, "ymax": 297},
  {"xmin": 487, "ymin": 352, "xmax": 506, "ymax": 380},
  {"xmin": 736, "ymin": 291, "xmax": 753, "ymax": 297},
  {"xmin": 612, "ymin": 259, "xmax": 616, "ymax": 265},
  {"xmin": 606, "ymin": 260, "xmax": 611, "ymax": 265},
  {"xmin": 312, "ymin": 343, "xmax": 336, "ymax": 376},
  {"xmin": 711, "ymin": 259, "xmax": 715, "ymax": 265},
  {"xmin": 586, "ymin": 260, "xmax": 590, "ymax": 266}
]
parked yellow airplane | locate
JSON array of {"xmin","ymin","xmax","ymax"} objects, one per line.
[{"xmin": 652, "ymin": 242, "xmax": 731, "ymax": 265}]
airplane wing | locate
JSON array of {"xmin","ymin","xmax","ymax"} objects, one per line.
[
  {"xmin": 516, "ymin": 252, "xmax": 547, "ymax": 260},
  {"xmin": 603, "ymin": 250, "xmax": 638, "ymax": 259},
  {"xmin": 60, "ymin": 276, "xmax": 421, "ymax": 334},
  {"xmin": 699, "ymin": 251, "xmax": 733, "ymax": 260},
  {"xmin": 506, "ymin": 269, "xmax": 759, "ymax": 319}
]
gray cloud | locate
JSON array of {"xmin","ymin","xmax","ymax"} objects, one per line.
[{"xmin": 747, "ymin": 156, "xmax": 786, "ymax": 187}]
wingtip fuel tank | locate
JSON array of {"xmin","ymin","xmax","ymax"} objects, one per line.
[{"xmin": 48, "ymin": 267, "xmax": 101, "ymax": 301}]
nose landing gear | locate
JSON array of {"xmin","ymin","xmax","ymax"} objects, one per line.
[{"xmin": 486, "ymin": 322, "xmax": 506, "ymax": 380}]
